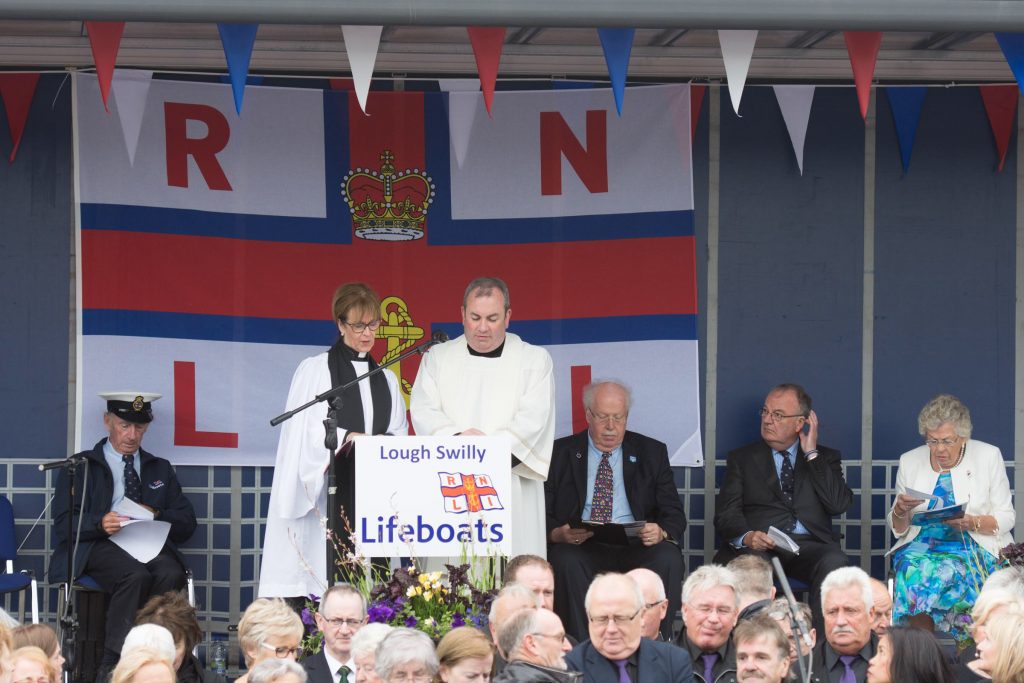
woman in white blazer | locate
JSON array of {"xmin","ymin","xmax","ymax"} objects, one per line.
[{"xmin": 888, "ymin": 394, "xmax": 1014, "ymax": 646}]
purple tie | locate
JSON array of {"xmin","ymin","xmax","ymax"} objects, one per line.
[
  {"xmin": 613, "ymin": 658, "xmax": 630, "ymax": 683},
  {"xmin": 591, "ymin": 452, "xmax": 614, "ymax": 522},
  {"xmin": 839, "ymin": 655, "xmax": 857, "ymax": 683},
  {"xmin": 702, "ymin": 653, "xmax": 718, "ymax": 682}
]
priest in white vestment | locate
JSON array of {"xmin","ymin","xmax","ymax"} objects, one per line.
[{"xmin": 410, "ymin": 277, "xmax": 556, "ymax": 558}]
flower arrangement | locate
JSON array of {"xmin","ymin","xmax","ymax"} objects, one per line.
[{"xmin": 300, "ymin": 594, "xmax": 324, "ymax": 656}]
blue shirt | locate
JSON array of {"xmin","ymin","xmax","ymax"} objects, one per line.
[
  {"xmin": 581, "ymin": 435, "xmax": 636, "ymax": 523},
  {"xmin": 103, "ymin": 439, "xmax": 140, "ymax": 509},
  {"xmin": 732, "ymin": 440, "xmax": 807, "ymax": 546}
]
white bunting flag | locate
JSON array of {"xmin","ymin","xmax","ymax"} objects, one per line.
[
  {"xmin": 111, "ymin": 69, "xmax": 153, "ymax": 166},
  {"xmin": 718, "ymin": 30, "xmax": 758, "ymax": 116},
  {"xmin": 440, "ymin": 79, "xmax": 483, "ymax": 169},
  {"xmin": 341, "ymin": 24, "xmax": 383, "ymax": 115},
  {"xmin": 773, "ymin": 85, "xmax": 816, "ymax": 175}
]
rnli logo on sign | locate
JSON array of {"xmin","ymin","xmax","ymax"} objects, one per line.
[{"xmin": 438, "ymin": 473, "xmax": 504, "ymax": 514}]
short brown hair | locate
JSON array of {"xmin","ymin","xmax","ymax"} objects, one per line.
[
  {"xmin": 12, "ymin": 624, "xmax": 59, "ymax": 658},
  {"xmin": 504, "ymin": 555, "xmax": 552, "ymax": 586},
  {"xmin": 136, "ymin": 591, "xmax": 204, "ymax": 653},
  {"xmin": 733, "ymin": 614, "xmax": 790, "ymax": 662},
  {"xmin": 331, "ymin": 283, "xmax": 381, "ymax": 324},
  {"xmin": 436, "ymin": 627, "xmax": 495, "ymax": 673}
]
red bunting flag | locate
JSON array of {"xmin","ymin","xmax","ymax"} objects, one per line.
[
  {"xmin": 691, "ymin": 85, "xmax": 706, "ymax": 142},
  {"xmin": 466, "ymin": 27, "xmax": 506, "ymax": 116},
  {"xmin": 0, "ymin": 73, "xmax": 40, "ymax": 163},
  {"xmin": 843, "ymin": 31, "xmax": 883, "ymax": 120},
  {"xmin": 85, "ymin": 21, "xmax": 125, "ymax": 112},
  {"xmin": 979, "ymin": 85, "xmax": 1019, "ymax": 172}
]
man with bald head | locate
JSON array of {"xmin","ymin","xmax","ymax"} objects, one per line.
[
  {"xmin": 626, "ymin": 568, "xmax": 669, "ymax": 640},
  {"xmin": 868, "ymin": 578, "xmax": 892, "ymax": 636},
  {"xmin": 494, "ymin": 608, "xmax": 578, "ymax": 682},
  {"xmin": 490, "ymin": 583, "xmax": 542, "ymax": 653},
  {"xmin": 546, "ymin": 380, "xmax": 686, "ymax": 641}
]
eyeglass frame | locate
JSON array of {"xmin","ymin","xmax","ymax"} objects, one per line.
[
  {"xmin": 925, "ymin": 437, "xmax": 961, "ymax": 447},
  {"xmin": 340, "ymin": 318, "xmax": 384, "ymax": 333},
  {"xmin": 260, "ymin": 643, "xmax": 302, "ymax": 659},
  {"xmin": 586, "ymin": 408, "xmax": 627, "ymax": 424},
  {"xmin": 529, "ymin": 631, "xmax": 567, "ymax": 642},
  {"xmin": 758, "ymin": 408, "xmax": 806, "ymax": 423},
  {"xmin": 318, "ymin": 615, "xmax": 366, "ymax": 629},
  {"xmin": 588, "ymin": 607, "xmax": 643, "ymax": 626}
]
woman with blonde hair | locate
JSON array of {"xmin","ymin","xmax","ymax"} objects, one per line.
[
  {"xmin": 237, "ymin": 599, "xmax": 304, "ymax": 683},
  {"xmin": 0, "ymin": 625, "xmax": 14, "ymax": 683},
  {"xmin": 110, "ymin": 646, "xmax": 176, "ymax": 683},
  {"xmin": 977, "ymin": 607, "xmax": 1024, "ymax": 682},
  {"xmin": 10, "ymin": 626, "xmax": 62, "ymax": 683},
  {"xmin": 9, "ymin": 647, "xmax": 55, "ymax": 683},
  {"xmin": 434, "ymin": 627, "xmax": 494, "ymax": 683}
]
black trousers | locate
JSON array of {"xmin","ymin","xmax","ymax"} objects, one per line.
[
  {"xmin": 83, "ymin": 539, "xmax": 186, "ymax": 663},
  {"xmin": 549, "ymin": 539, "xmax": 684, "ymax": 642}
]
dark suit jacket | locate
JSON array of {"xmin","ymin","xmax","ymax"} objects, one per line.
[
  {"xmin": 545, "ymin": 430, "xmax": 687, "ymax": 543},
  {"xmin": 809, "ymin": 634, "xmax": 878, "ymax": 683},
  {"xmin": 301, "ymin": 651, "xmax": 336, "ymax": 683},
  {"xmin": 714, "ymin": 440, "xmax": 852, "ymax": 545},
  {"xmin": 566, "ymin": 638, "xmax": 693, "ymax": 683}
]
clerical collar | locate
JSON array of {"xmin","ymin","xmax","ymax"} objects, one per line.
[{"xmin": 468, "ymin": 340, "xmax": 505, "ymax": 358}]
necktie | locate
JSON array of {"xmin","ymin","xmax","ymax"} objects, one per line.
[
  {"xmin": 337, "ymin": 666, "xmax": 351, "ymax": 683},
  {"xmin": 701, "ymin": 652, "xmax": 718, "ymax": 682},
  {"xmin": 613, "ymin": 659, "xmax": 631, "ymax": 683},
  {"xmin": 839, "ymin": 654, "xmax": 858, "ymax": 683},
  {"xmin": 778, "ymin": 451, "xmax": 796, "ymax": 532},
  {"xmin": 122, "ymin": 454, "xmax": 143, "ymax": 503},
  {"xmin": 591, "ymin": 452, "xmax": 614, "ymax": 523}
]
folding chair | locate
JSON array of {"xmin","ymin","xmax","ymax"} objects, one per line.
[{"xmin": 0, "ymin": 495, "xmax": 39, "ymax": 623}]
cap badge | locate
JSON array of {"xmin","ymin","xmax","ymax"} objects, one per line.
[{"xmin": 132, "ymin": 396, "xmax": 145, "ymax": 412}]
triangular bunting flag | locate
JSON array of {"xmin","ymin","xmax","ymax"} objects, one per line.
[
  {"xmin": 885, "ymin": 87, "xmax": 927, "ymax": 172},
  {"xmin": 718, "ymin": 30, "xmax": 758, "ymax": 115},
  {"xmin": 342, "ymin": 25, "xmax": 383, "ymax": 115},
  {"xmin": 466, "ymin": 27, "xmax": 506, "ymax": 116},
  {"xmin": 979, "ymin": 85, "xmax": 1019, "ymax": 172},
  {"xmin": 773, "ymin": 85, "xmax": 816, "ymax": 175},
  {"xmin": 111, "ymin": 69, "xmax": 153, "ymax": 166},
  {"xmin": 217, "ymin": 23, "xmax": 259, "ymax": 115},
  {"xmin": 843, "ymin": 31, "xmax": 883, "ymax": 119},
  {"xmin": 84, "ymin": 21, "xmax": 125, "ymax": 112},
  {"xmin": 597, "ymin": 28, "xmax": 635, "ymax": 116},
  {"xmin": 691, "ymin": 84, "xmax": 706, "ymax": 141},
  {"xmin": 439, "ymin": 79, "xmax": 482, "ymax": 169},
  {"xmin": 995, "ymin": 33, "xmax": 1024, "ymax": 93},
  {"xmin": 0, "ymin": 72, "xmax": 40, "ymax": 163}
]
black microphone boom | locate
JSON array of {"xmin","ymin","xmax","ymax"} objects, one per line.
[{"xmin": 771, "ymin": 556, "xmax": 813, "ymax": 683}]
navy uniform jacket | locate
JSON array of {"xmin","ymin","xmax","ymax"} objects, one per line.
[
  {"xmin": 566, "ymin": 638, "xmax": 693, "ymax": 683},
  {"xmin": 49, "ymin": 438, "xmax": 197, "ymax": 583}
]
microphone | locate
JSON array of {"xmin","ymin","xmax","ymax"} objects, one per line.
[
  {"xmin": 771, "ymin": 556, "xmax": 814, "ymax": 648},
  {"xmin": 431, "ymin": 330, "xmax": 449, "ymax": 344}
]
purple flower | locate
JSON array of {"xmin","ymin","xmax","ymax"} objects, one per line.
[
  {"xmin": 367, "ymin": 604, "xmax": 396, "ymax": 623},
  {"xmin": 404, "ymin": 615, "xmax": 418, "ymax": 627},
  {"xmin": 452, "ymin": 613, "xmax": 466, "ymax": 628},
  {"xmin": 300, "ymin": 608, "xmax": 316, "ymax": 627}
]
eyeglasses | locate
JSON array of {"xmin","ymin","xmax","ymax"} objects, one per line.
[
  {"xmin": 342, "ymin": 319, "xmax": 383, "ymax": 333},
  {"xmin": 645, "ymin": 599, "xmax": 667, "ymax": 610},
  {"xmin": 389, "ymin": 672, "xmax": 432, "ymax": 683},
  {"xmin": 690, "ymin": 604, "xmax": 736, "ymax": 617},
  {"xmin": 321, "ymin": 616, "xmax": 365, "ymax": 629},
  {"xmin": 588, "ymin": 608, "xmax": 641, "ymax": 626},
  {"xmin": 759, "ymin": 408, "xmax": 805, "ymax": 423},
  {"xmin": 925, "ymin": 437, "xmax": 959, "ymax": 447},
  {"xmin": 588, "ymin": 410, "xmax": 627, "ymax": 424},
  {"xmin": 530, "ymin": 631, "xmax": 567, "ymax": 641},
  {"xmin": 261, "ymin": 643, "xmax": 302, "ymax": 658},
  {"xmin": 13, "ymin": 678, "xmax": 49, "ymax": 683}
]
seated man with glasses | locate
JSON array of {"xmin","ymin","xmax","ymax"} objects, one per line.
[
  {"xmin": 303, "ymin": 584, "xmax": 366, "ymax": 683},
  {"xmin": 566, "ymin": 573, "xmax": 691, "ymax": 682},
  {"xmin": 493, "ymin": 607, "xmax": 579, "ymax": 682},
  {"xmin": 545, "ymin": 381, "xmax": 686, "ymax": 643},
  {"xmin": 624, "ymin": 569, "xmax": 669, "ymax": 641},
  {"xmin": 677, "ymin": 565, "xmax": 741, "ymax": 682},
  {"xmin": 713, "ymin": 383, "xmax": 852, "ymax": 634}
]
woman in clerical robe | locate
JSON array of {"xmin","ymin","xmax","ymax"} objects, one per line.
[{"xmin": 259, "ymin": 283, "xmax": 408, "ymax": 599}]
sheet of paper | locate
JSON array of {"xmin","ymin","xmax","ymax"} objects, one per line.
[
  {"xmin": 905, "ymin": 488, "xmax": 942, "ymax": 503},
  {"xmin": 767, "ymin": 526, "xmax": 801, "ymax": 554},
  {"xmin": 109, "ymin": 519, "xmax": 170, "ymax": 563},
  {"xmin": 114, "ymin": 498, "xmax": 155, "ymax": 520}
]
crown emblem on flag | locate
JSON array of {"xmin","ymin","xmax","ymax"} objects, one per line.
[{"xmin": 342, "ymin": 150, "xmax": 435, "ymax": 241}]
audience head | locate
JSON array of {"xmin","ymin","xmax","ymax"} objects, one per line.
[
  {"xmin": 11, "ymin": 625, "xmax": 63, "ymax": 680},
  {"xmin": 0, "ymin": 625, "xmax": 14, "ymax": 683},
  {"xmin": 726, "ymin": 555, "xmax": 776, "ymax": 613},
  {"xmin": 461, "ymin": 277, "xmax": 511, "ymax": 354},
  {"xmin": 584, "ymin": 573, "xmax": 644, "ymax": 661},
  {"xmin": 373, "ymin": 629, "xmax": 438, "ymax": 683},
  {"xmin": 316, "ymin": 584, "xmax": 367, "ymax": 662},
  {"xmin": 136, "ymin": 590, "xmax": 204, "ymax": 669},
  {"xmin": 867, "ymin": 579, "xmax": 892, "ymax": 637},
  {"xmin": 110, "ymin": 646, "xmax": 175, "ymax": 683},
  {"xmin": 238, "ymin": 598, "xmax": 304, "ymax": 668},
  {"xmin": 488, "ymin": 584, "xmax": 539, "ymax": 648},
  {"xmin": 866, "ymin": 625, "xmax": 955, "ymax": 683},
  {"xmin": 820, "ymin": 567, "xmax": 874, "ymax": 656},
  {"xmin": 982, "ymin": 566, "xmax": 1024, "ymax": 597},
  {"xmin": 583, "ymin": 381, "xmax": 632, "ymax": 452},
  {"xmin": 505, "ymin": 555, "xmax": 555, "ymax": 611},
  {"xmin": 499, "ymin": 608, "xmax": 571, "ymax": 670},
  {"xmin": 761, "ymin": 384, "xmax": 811, "ymax": 451},
  {"xmin": 9, "ymin": 647, "xmax": 53, "ymax": 683},
  {"xmin": 971, "ymin": 587, "xmax": 1024, "ymax": 651},
  {"xmin": 248, "ymin": 659, "xmax": 308, "ymax": 683},
  {"xmin": 122, "ymin": 624, "xmax": 176, "ymax": 667},
  {"xmin": 977, "ymin": 606, "xmax": 1024, "ymax": 682},
  {"xmin": 917, "ymin": 393, "xmax": 972, "ymax": 439},
  {"xmin": 681, "ymin": 564, "xmax": 740, "ymax": 652},
  {"xmin": 351, "ymin": 623, "xmax": 393, "ymax": 683},
  {"xmin": 766, "ymin": 599, "xmax": 815, "ymax": 661},
  {"xmin": 625, "ymin": 568, "xmax": 668, "ymax": 640},
  {"xmin": 733, "ymin": 615, "xmax": 791, "ymax": 683},
  {"xmin": 435, "ymin": 627, "xmax": 494, "ymax": 683}
]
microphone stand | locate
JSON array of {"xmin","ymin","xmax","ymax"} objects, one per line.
[
  {"xmin": 269, "ymin": 331, "xmax": 448, "ymax": 583},
  {"xmin": 771, "ymin": 556, "xmax": 813, "ymax": 683}
]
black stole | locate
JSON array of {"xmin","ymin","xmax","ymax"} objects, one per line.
[{"xmin": 326, "ymin": 338, "xmax": 392, "ymax": 435}]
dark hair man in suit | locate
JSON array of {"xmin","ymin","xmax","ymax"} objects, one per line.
[{"xmin": 303, "ymin": 584, "xmax": 366, "ymax": 683}]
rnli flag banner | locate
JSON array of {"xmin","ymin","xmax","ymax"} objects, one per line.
[
  {"xmin": 74, "ymin": 73, "xmax": 702, "ymax": 467},
  {"xmin": 356, "ymin": 436, "xmax": 511, "ymax": 557}
]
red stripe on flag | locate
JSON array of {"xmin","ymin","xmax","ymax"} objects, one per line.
[
  {"xmin": 348, "ymin": 91, "xmax": 425, "ymax": 171},
  {"xmin": 173, "ymin": 361, "xmax": 239, "ymax": 448},
  {"xmin": 571, "ymin": 365, "xmax": 592, "ymax": 434}
]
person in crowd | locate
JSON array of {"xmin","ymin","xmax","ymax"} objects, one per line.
[
  {"xmin": 505, "ymin": 556, "xmax": 556, "ymax": 612},
  {"xmin": 566, "ymin": 573, "xmax": 691, "ymax": 682},
  {"xmin": 812, "ymin": 567, "xmax": 878, "ymax": 683},
  {"xmin": 489, "ymin": 585, "xmax": 541, "ymax": 654},
  {"xmin": 0, "ymin": 625, "xmax": 15, "ymax": 683},
  {"xmin": 303, "ymin": 585, "xmax": 366, "ymax": 683},
  {"xmin": 733, "ymin": 615, "xmax": 791, "ymax": 683},
  {"xmin": 373, "ymin": 629, "xmax": 439, "ymax": 683},
  {"xmin": 435, "ymin": 627, "xmax": 495, "ymax": 683},
  {"xmin": 714, "ymin": 384, "xmax": 852, "ymax": 633},
  {"xmin": 12, "ymin": 625, "xmax": 63, "ymax": 682},
  {"xmin": 121, "ymin": 625, "xmax": 176, "ymax": 669},
  {"xmin": 493, "ymin": 608, "xmax": 577, "ymax": 683},
  {"xmin": 50, "ymin": 392, "xmax": 197, "ymax": 673},
  {"xmin": 248, "ymin": 660, "xmax": 308, "ymax": 683},
  {"xmin": 867, "ymin": 579, "xmax": 892, "ymax": 637},
  {"xmin": 727, "ymin": 556, "xmax": 776, "ymax": 621},
  {"xmin": 889, "ymin": 395, "xmax": 1015, "ymax": 644},
  {"xmin": 865, "ymin": 624, "xmax": 956, "ymax": 683},
  {"xmin": 350, "ymin": 624, "xmax": 393, "ymax": 683},
  {"xmin": 624, "ymin": 569, "xmax": 669, "ymax": 641},
  {"xmin": 981, "ymin": 566, "xmax": 1024, "ymax": 596},
  {"xmin": 676, "ymin": 565, "xmax": 739, "ymax": 683},
  {"xmin": 0, "ymin": 611, "xmax": 16, "ymax": 631},
  {"xmin": 976, "ymin": 607, "xmax": 1024, "ymax": 683},
  {"xmin": 9, "ymin": 647, "xmax": 55, "ymax": 683},
  {"xmin": 957, "ymin": 587, "xmax": 1024, "ymax": 682},
  {"xmin": 237, "ymin": 599, "xmax": 304, "ymax": 683},
  {"xmin": 766, "ymin": 599, "xmax": 816, "ymax": 664},
  {"xmin": 136, "ymin": 590, "xmax": 226, "ymax": 683},
  {"xmin": 261, "ymin": 282, "xmax": 408, "ymax": 598},
  {"xmin": 545, "ymin": 380, "xmax": 686, "ymax": 641},
  {"xmin": 411, "ymin": 276, "xmax": 555, "ymax": 558},
  {"xmin": 110, "ymin": 647, "xmax": 176, "ymax": 683}
]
